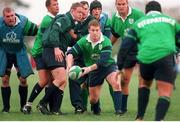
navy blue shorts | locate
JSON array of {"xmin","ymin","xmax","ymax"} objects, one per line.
[
  {"xmin": 123, "ymin": 55, "xmax": 137, "ymax": 69},
  {"xmin": 42, "ymin": 48, "xmax": 66, "ymax": 70},
  {"xmin": 117, "ymin": 44, "xmax": 137, "ymax": 69},
  {"xmin": 5, "ymin": 53, "xmax": 21, "ymax": 77},
  {"xmin": 89, "ymin": 64, "xmax": 118, "ymax": 87},
  {"xmin": 140, "ymin": 54, "xmax": 176, "ymax": 84},
  {"xmin": 6, "ymin": 53, "xmax": 18, "ymax": 69},
  {"xmin": 34, "ymin": 54, "xmax": 47, "ymax": 70}
]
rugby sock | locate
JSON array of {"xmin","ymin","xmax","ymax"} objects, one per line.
[
  {"xmin": 155, "ymin": 96, "xmax": 170, "ymax": 121},
  {"xmin": 136, "ymin": 87, "xmax": 150, "ymax": 119},
  {"xmin": 28, "ymin": 83, "xmax": 43, "ymax": 103},
  {"xmin": 52, "ymin": 89, "xmax": 64, "ymax": 112},
  {"xmin": 1, "ymin": 87, "xmax": 11, "ymax": 110},
  {"xmin": 19, "ymin": 85, "xmax": 28, "ymax": 108},
  {"xmin": 81, "ymin": 88, "xmax": 88, "ymax": 110},
  {"xmin": 45, "ymin": 87, "xmax": 54, "ymax": 112},
  {"xmin": 112, "ymin": 91, "xmax": 122, "ymax": 111},
  {"xmin": 91, "ymin": 100, "xmax": 101, "ymax": 115},
  {"xmin": 121, "ymin": 94, "xmax": 128, "ymax": 112},
  {"xmin": 40, "ymin": 83, "xmax": 58, "ymax": 104}
]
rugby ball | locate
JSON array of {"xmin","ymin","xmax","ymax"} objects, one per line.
[{"xmin": 69, "ymin": 65, "xmax": 82, "ymax": 80}]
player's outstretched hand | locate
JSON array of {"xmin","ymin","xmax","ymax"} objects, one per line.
[{"xmin": 81, "ymin": 67, "xmax": 91, "ymax": 77}]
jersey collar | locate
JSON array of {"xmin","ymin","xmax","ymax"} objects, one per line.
[
  {"xmin": 116, "ymin": 6, "xmax": 132, "ymax": 22},
  {"xmin": 47, "ymin": 12, "xmax": 56, "ymax": 18},
  {"xmin": 86, "ymin": 33, "xmax": 104, "ymax": 48},
  {"xmin": 147, "ymin": 11, "xmax": 161, "ymax": 16},
  {"xmin": 13, "ymin": 15, "xmax": 20, "ymax": 26}
]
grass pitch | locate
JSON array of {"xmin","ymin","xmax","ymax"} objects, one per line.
[{"xmin": 0, "ymin": 70, "xmax": 180, "ymax": 121}]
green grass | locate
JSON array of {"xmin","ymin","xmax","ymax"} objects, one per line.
[{"xmin": 0, "ymin": 70, "xmax": 180, "ymax": 121}]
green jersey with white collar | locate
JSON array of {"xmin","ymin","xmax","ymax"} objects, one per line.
[
  {"xmin": 111, "ymin": 7, "xmax": 144, "ymax": 39},
  {"xmin": 70, "ymin": 34, "xmax": 115, "ymax": 67}
]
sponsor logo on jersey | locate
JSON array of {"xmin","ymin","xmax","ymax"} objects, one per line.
[{"xmin": 3, "ymin": 31, "xmax": 20, "ymax": 44}]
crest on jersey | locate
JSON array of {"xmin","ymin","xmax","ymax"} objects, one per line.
[
  {"xmin": 128, "ymin": 18, "xmax": 134, "ymax": 24},
  {"xmin": 99, "ymin": 44, "xmax": 102, "ymax": 50}
]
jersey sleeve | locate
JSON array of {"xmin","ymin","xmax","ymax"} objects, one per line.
[
  {"xmin": 67, "ymin": 38, "xmax": 84, "ymax": 58},
  {"xmin": 23, "ymin": 19, "xmax": 38, "ymax": 36},
  {"xmin": 96, "ymin": 38, "xmax": 113, "ymax": 67},
  {"xmin": 175, "ymin": 21, "xmax": 180, "ymax": 48},
  {"xmin": 48, "ymin": 16, "xmax": 71, "ymax": 47},
  {"xmin": 104, "ymin": 18, "xmax": 112, "ymax": 38},
  {"xmin": 111, "ymin": 15, "xmax": 120, "ymax": 38},
  {"xmin": 117, "ymin": 28, "xmax": 138, "ymax": 70}
]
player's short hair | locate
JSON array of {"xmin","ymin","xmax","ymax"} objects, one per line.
[
  {"xmin": 145, "ymin": 1, "xmax": 162, "ymax": 14},
  {"xmin": 90, "ymin": 0, "xmax": 102, "ymax": 14},
  {"xmin": 3, "ymin": 7, "xmax": 14, "ymax": 16},
  {"xmin": 70, "ymin": 2, "xmax": 83, "ymax": 10},
  {"xmin": 88, "ymin": 19, "xmax": 100, "ymax": 29},
  {"xmin": 45, "ymin": 0, "xmax": 57, "ymax": 8},
  {"xmin": 115, "ymin": 0, "xmax": 128, "ymax": 4},
  {"xmin": 80, "ymin": 1, "xmax": 89, "ymax": 7}
]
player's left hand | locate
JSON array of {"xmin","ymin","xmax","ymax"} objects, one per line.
[
  {"xmin": 81, "ymin": 66, "xmax": 91, "ymax": 77},
  {"xmin": 54, "ymin": 47, "xmax": 64, "ymax": 62}
]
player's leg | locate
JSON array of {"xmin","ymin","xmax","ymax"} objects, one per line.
[
  {"xmin": 1, "ymin": 53, "xmax": 14, "ymax": 113},
  {"xmin": 81, "ymin": 82, "xmax": 88, "ymax": 111},
  {"xmin": 106, "ymin": 71, "xmax": 123, "ymax": 115},
  {"xmin": 89, "ymin": 85, "xmax": 101, "ymax": 115},
  {"xmin": 154, "ymin": 54, "xmax": 176, "ymax": 121},
  {"xmin": 37, "ymin": 48, "xmax": 67, "ymax": 115},
  {"xmin": 69, "ymin": 59, "xmax": 87, "ymax": 113},
  {"xmin": 1, "ymin": 73, "xmax": 11, "ymax": 113},
  {"xmin": 51, "ymin": 67, "xmax": 67, "ymax": 115},
  {"xmin": 120, "ymin": 67, "xmax": 134, "ymax": 113},
  {"xmin": 135, "ymin": 63, "xmax": 153, "ymax": 120},
  {"xmin": 17, "ymin": 72, "xmax": 28, "ymax": 112},
  {"xmin": 38, "ymin": 67, "xmax": 66, "ymax": 115},
  {"xmin": 136, "ymin": 79, "xmax": 152, "ymax": 120},
  {"xmin": 155, "ymin": 81, "xmax": 173, "ymax": 121},
  {"xmin": 23, "ymin": 69, "xmax": 51, "ymax": 114},
  {"xmin": 69, "ymin": 76, "xmax": 85, "ymax": 114}
]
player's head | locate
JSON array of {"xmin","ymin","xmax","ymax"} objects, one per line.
[
  {"xmin": 115, "ymin": 0, "xmax": 129, "ymax": 16},
  {"xmin": 45, "ymin": 0, "xmax": 59, "ymax": 16},
  {"xmin": 70, "ymin": 2, "xmax": 84, "ymax": 22},
  {"xmin": 90, "ymin": 0, "xmax": 102, "ymax": 20},
  {"xmin": 3, "ymin": 7, "xmax": 16, "ymax": 26},
  {"xmin": 88, "ymin": 19, "xmax": 101, "ymax": 42},
  {"xmin": 80, "ymin": 1, "xmax": 89, "ymax": 20},
  {"xmin": 145, "ymin": 1, "xmax": 162, "ymax": 14}
]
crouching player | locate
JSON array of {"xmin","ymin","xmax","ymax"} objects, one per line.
[{"xmin": 66, "ymin": 19, "xmax": 123, "ymax": 115}]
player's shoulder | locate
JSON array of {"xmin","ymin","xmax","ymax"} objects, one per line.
[
  {"xmin": 41, "ymin": 15, "xmax": 53, "ymax": 26},
  {"xmin": 102, "ymin": 36, "xmax": 112, "ymax": 46},
  {"xmin": 131, "ymin": 8, "xmax": 145, "ymax": 17},
  {"xmin": 16, "ymin": 13, "xmax": 28, "ymax": 22}
]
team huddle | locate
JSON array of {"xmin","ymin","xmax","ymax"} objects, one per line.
[{"xmin": 0, "ymin": 0, "xmax": 180, "ymax": 121}]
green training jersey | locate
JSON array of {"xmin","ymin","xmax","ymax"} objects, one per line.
[
  {"xmin": 111, "ymin": 7, "xmax": 144, "ymax": 39},
  {"xmin": 71, "ymin": 34, "xmax": 115, "ymax": 67},
  {"xmin": 42, "ymin": 14, "xmax": 73, "ymax": 52},
  {"xmin": 129, "ymin": 11, "xmax": 180, "ymax": 63},
  {"xmin": 31, "ymin": 14, "xmax": 54, "ymax": 57}
]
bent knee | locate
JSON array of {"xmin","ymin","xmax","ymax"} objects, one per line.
[
  {"xmin": 2, "ymin": 76, "xmax": 10, "ymax": 87},
  {"xmin": 111, "ymin": 81, "xmax": 121, "ymax": 91},
  {"xmin": 19, "ymin": 77, "xmax": 27, "ymax": 86}
]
